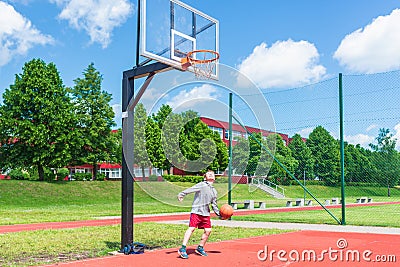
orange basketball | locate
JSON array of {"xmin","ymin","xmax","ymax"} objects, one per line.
[{"xmin": 219, "ymin": 204, "xmax": 234, "ymax": 219}]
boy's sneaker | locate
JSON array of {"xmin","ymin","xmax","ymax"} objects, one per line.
[
  {"xmin": 178, "ymin": 247, "xmax": 188, "ymax": 259},
  {"xmin": 195, "ymin": 246, "xmax": 208, "ymax": 256}
]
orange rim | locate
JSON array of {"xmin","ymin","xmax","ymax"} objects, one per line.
[{"xmin": 186, "ymin": 49, "xmax": 220, "ymax": 64}]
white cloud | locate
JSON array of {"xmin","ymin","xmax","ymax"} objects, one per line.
[
  {"xmin": 112, "ymin": 103, "xmax": 122, "ymax": 127},
  {"xmin": 0, "ymin": 1, "xmax": 54, "ymax": 66},
  {"xmin": 393, "ymin": 123, "xmax": 400, "ymax": 150},
  {"xmin": 345, "ymin": 133, "xmax": 375, "ymax": 148},
  {"xmin": 51, "ymin": 0, "xmax": 133, "ymax": 48},
  {"xmin": 366, "ymin": 124, "xmax": 378, "ymax": 132},
  {"xmin": 334, "ymin": 9, "xmax": 400, "ymax": 74},
  {"xmin": 141, "ymin": 87, "xmax": 165, "ymax": 102},
  {"xmin": 166, "ymin": 84, "xmax": 220, "ymax": 110},
  {"xmin": 296, "ymin": 127, "xmax": 314, "ymax": 138},
  {"xmin": 237, "ymin": 39, "xmax": 326, "ymax": 89}
]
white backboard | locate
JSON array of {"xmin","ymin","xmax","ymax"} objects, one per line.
[{"xmin": 140, "ymin": 0, "xmax": 219, "ymax": 79}]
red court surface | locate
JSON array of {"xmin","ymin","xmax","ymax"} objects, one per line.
[
  {"xmin": 38, "ymin": 230, "xmax": 399, "ymax": 267},
  {"xmin": 3, "ymin": 202, "xmax": 399, "ymax": 266}
]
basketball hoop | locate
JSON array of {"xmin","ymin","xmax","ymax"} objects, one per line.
[{"xmin": 181, "ymin": 49, "xmax": 220, "ymax": 79}]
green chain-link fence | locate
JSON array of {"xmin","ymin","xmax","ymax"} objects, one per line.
[{"xmin": 229, "ymin": 71, "xmax": 400, "ymax": 226}]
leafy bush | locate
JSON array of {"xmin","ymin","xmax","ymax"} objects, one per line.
[
  {"xmin": 214, "ymin": 176, "xmax": 228, "ymax": 183},
  {"xmin": 163, "ymin": 175, "xmax": 203, "ymax": 183},
  {"xmin": 57, "ymin": 168, "xmax": 69, "ymax": 180},
  {"xmin": 44, "ymin": 168, "xmax": 56, "ymax": 181},
  {"xmin": 148, "ymin": 174, "xmax": 159, "ymax": 181},
  {"xmin": 74, "ymin": 172, "xmax": 93, "ymax": 181},
  {"xmin": 9, "ymin": 169, "xmax": 30, "ymax": 180},
  {"xmin": 95, "ymin": 172, "xmax": 106, "ymax": 181}
]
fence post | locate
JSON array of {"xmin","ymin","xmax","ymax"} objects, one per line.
[
  {"xmin": 339, "ymin": 73, "xmax": 346, "ymax": 225},
  {"xmin": 228, "ymin": 93, "xmax": 233, "ymax": 206}
]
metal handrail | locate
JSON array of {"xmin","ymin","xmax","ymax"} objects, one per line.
[{"xmin": 251, "ymin": 177, "xmax": 285, "ymax": 197}]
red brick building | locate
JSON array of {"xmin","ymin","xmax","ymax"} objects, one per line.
[{"xmin": 200, "ymin": 117, "xmax": 290, "ymax": 145}]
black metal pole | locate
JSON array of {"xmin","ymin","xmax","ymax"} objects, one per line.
[
  {"xmin": 228, "ymin": 93, "xmax": 233, "ymax": 205},
  {"xmin": 121, "ymin": 73, "xmax": 134, "ymax": 250}
]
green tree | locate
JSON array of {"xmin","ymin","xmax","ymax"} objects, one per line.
[
  {"xmin": 231, "ymin": 136, "xmax": 250, "ymax": 175},
  {"xmin": 161, "ymin": 112, "xmax": 185, "ymax": 173},
  {"xmin": 0, "ymin": 59, "xmax": 76, "ymax": 181},
  {"xmin": 134, "ymin": 103, "xmax": 151, "ymax": 178},
  {"xmin": 265, "ymin": 134, "xmax": 298, "ymax": 185},
  {"xmin": 110, "ymin": 129, "xmax": 122, "ymax": 165},
  {"xmin": 247, "ymin": 132, "xmax": 263, "ymax": 176},
  {"xmin": 70, "ymin": 63, "xmax": 116, "ymax": 180},
  {"xmin": 151, "ymin": 104, "xmax": 173, "ymax": 174},
  {"xmin": 152, "ymin": 104, "xmax": 172, "ymax": 129},
  {"xmin": 181, "ymin": 118, "xmax": 228, "ymax": 173},
  {"xmin": 288, "ymin": 133, "xmax": 314, "ymax": 180},
  {"xmin": 145, "ymin": 117, "xmax": 166, "ymax": 172},
  {"xmin": 231, "ymin": 132, "xmax": 262, "ymax": 176},
  {"xmin": 147, "ymin": 108, "xmax": 228, "ymax": 175},
  {"xmin": 231, "ymin": 132, "xmax": 275, "ymax": 177},
  {"xmin": 306, "ymin": 126, "xmax": 340, "ymax": 186},
  {"xmin": 344, "ymin": 143, "xmax": 375, "ymax": 183},
  {"xmin": 369, "ymin": 128, "xmax": 400, "ymax": 194}
]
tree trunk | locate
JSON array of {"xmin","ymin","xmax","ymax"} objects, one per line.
[
  {"xmin": 38, "ymin": 163, "xmax": 45, "ymax": 181},
  {"xmin": 93, "ymin": 162, "xmax": 97, "ymax": 181},
  {"xmin": 141, "ymin": 167, "xmax": 146, "ymax": 181}
]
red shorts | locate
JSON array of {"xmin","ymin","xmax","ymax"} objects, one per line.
[{"xmin": 189, "ymin": 213, "xmax": 211, "ymax": 229}]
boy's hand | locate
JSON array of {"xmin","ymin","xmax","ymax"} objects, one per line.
[{"xmin": 177, "ymin": 196, "xmax": 184, "ymax": 202}]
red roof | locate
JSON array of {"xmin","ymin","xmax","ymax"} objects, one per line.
[
  {"xmin": 68, "ymin": 164, "xmax": 93, "ymax": 169},
  {"xmin": 99, "ymin": 163, "xmax": 121, "ymax": 169},
  {"xmin": 67, "ymin": 163, "xmax": 121, "ymax": 169},
  {"xmin": 200, "ymin": 117, "xmax": 290, "ymax": 145}
]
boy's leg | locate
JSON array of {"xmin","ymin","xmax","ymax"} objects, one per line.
[
  {"xmin": 195, "ymin": 228, "xmax": 211, "ymax": 256},
  {"xmin": 199, "ymin": 228, "xmax": 212, "ymax": 247},
  {"xmin": 182, "ymin": 227, "xmax": 196, "ymax": 246},
  {"xmin": 179, "ymin": 227, "xmax": 195, "ymax": 259}
]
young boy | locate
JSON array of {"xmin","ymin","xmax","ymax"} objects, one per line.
[{"xmin": 177, "ymin": 170, "xmax": 220, "ymax": 259}]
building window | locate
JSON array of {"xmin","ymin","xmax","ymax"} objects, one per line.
[
  {"xmin": 224, "ymin": 130, "xmax": 243, "ymax": 140},
  {"xmin": 133, "ymin": 167, "xmax": 163, "ymax": 178},
  {"xmin": 100, "ymin": 168, "xmax": 122, "ymax": 179},
  {"xmin": 75, "ymin": 168, "xmax": 90, "ymax": 173},
  {"xmin": 233, "ymin": 130, "xmax": 243, "ymax": 139},
  {"xmin": 208, "ymin": 126, "xmax": 223, "ymax": 139}
]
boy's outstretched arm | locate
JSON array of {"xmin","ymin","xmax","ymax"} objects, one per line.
[{"xmin": 177, "ymin": 183, "xmax": 202, "ymax": 201}]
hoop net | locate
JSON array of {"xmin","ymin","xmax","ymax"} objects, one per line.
[{"xmin": 185, "ymin": 50, "xmax": 219, "ymax": 80}]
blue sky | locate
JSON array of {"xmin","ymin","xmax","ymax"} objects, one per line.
[{"xmin": 1, "ymin": 0, "xmax": 400, "ymax": 148}]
